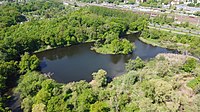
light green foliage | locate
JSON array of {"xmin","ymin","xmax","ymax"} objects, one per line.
[
  {"xmin": 35, "ymin": 79, "xmax": 62, "ymax": 105},
  {"xmin": 34, "ymin": 89, "xmax": 51, "ymax": 104},
  {"xmin": 21, "ymin": 97, "xmax": 33, "ymax": 112},
  {"xmin": 122, "ymin": 71, "xmax": 139, "ymax": 85},
  {"xmin": 121, "ymin": 39, "xmax": 135, "ymax": 54},
  {"xmin": 32, "ymin": 103, "xmax": 46, "ymax": 112},
  {"xmin": 107, "ymin": 39, "xmax": 122, "ymax": 53},
  {"xmin": 125, "ymin": 57, "xmax": 145, "ymax": 72},
  {"xmin": 145, "ymin": 58, "xmax": 175, "ymax": 78},
  {"xmin": 110, "ymin": 39, "xmax": 134, "ymax": 54},
  {"xmin": 140, "ymin": 0, "xmax": 171, "ymax": 8},
  {"xmin": 92, "ymin": 69, "xmax": 107, "ymax": 87},
  {"xmin": 93, "ymin": 38, "xmax": 135, "ymax": 54},
  {"xmin": 182, "ymin": 58, "xmax": 197, "ymax": 72},
  {"xmin": 90, "ymin": 101, "xmax": 110, "ymax": 112},
  {"xmin": 16, "ymin": 57, "xmax": 200, "ymax": 112},
  {"xmin": 141, "ymin": 29, "xmax": 200, "ymax": 57},
  {"xmin": 104, "ymin": 32, "xmax": 118, "ymax": 44},
  {"xmin": 151, "ymin": 79, "xmax": 173, "ymax": 103},
  {"xmin": 138, "ymin": 98, "xmax": 156, "ymax": 111},
  {"xmin": 124, "ymin": 102, "xmax": 140, "ymax": 112},
  {"xmin": 194, "ymin": 94, "xmax": 200, "ymax": 111},
  {"xmin": 187, "ymin": 76, "xmax": 200, "ymax": 89},
  {"xmin": 19, "ymin": 52, "xmax": 40, "ymax": 73},
  {"xmin": 16, "ymin": 72, "xmax": 46, "ymax": 99},
  {"xmin": 130, "ymin": 18, "xmax": 148, "ymax": 31},
  {"xmin": 140, "ymin": 80, "xmax": 173, "ymax": 110},
  {"xmin": 152, "ymin": 14, "xmax": 174, "ymax": 25},
  {"xmin": 47, "ymin": 96, "xmax": 65, "ymax": 112},
  {"xmin": 76, "ymin": 89, "xmax": 97, "ymax": 111}
]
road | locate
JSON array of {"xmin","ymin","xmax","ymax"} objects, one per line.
[
  {"xmin": 64, "ymin": 1, "xmax": 200, "ymax": 25},
  {"xmin": 64, "ymin": 1, "xmax": 200, "ymax": 36},
  {"xmin": 149, "ymin": 26, "xmax": 200, "ymax": 37},
  {"xmin": 149, "ymin": 24, "xmax": 200, "ymax": 36}
]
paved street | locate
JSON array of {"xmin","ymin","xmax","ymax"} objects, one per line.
[
  {"xmin": 65, "ymin": 1, "xmax": 200, "ymax": 24},
  {"xmin": 64, "ymin": 1, "xmax": 200, "ymax": 36},
  {"xmin": 149, "ymin": 24, "xmax": 200, "ymax": 36}
]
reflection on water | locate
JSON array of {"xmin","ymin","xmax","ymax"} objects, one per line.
[{"xmin": 36, "ymin": 35, "xmax": 177, "ymax": 83}]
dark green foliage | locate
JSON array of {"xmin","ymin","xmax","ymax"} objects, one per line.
[
  {"xmin": 130, "ymin": 18, "xmax": 148, "ymax": 31},
  {"xmin": 16, "ymin": 72, "xmax": 96, "ymax": 112},
  {"xmin": 0, "ymin": 1, "xmax": 145, "ymax": 111},
  {"xmin": 0, "ymin": 60, "xmax": 18, "ymax": 93},
  {"xmin": 0, "ymin": 5, "xmax": 26, "ymax": 28},
  {"xmin": 0, "ymin": 5, "xmax": 147, "ymax": 57},
  {"xmin": 140, "ymin": 0, "xmax": 171, "ymax": 8},
  {"xmin": 194, "ymin": 11, "xmax": 200, "ymax": 16},
  {"xmin": 152, "ymin": 14, "xmax": 174, "ymax": 25},
  {"xmin": 0, "ymin": 57, "xmax": 18, "ymax": 110},
  {"xmin": 1, "ymin": 1, "xmax": 200, "ymax": 111},
  {"xmin": 141, "ymin": 29, "xmax": 161, "ymax": 39},
  {"xmin": 88, "ymin": 6, "xmax": 139, "ymax": 19},
  {"xmin": 0, "ymin": 35, "xmax": 41, "ymax": 61},
  {"xmin": 188, "ymin": 3, "xmax": 196, "ymax": 7},
  {"xmin": 187, "ymin": 3, "xmax": 200, "ymax": 7},
  {"xmin": 16, "ymin": 72, "xmax": 46, "ymax": 99},
  {"xmin": 194, "ymin": 84, "xmax": 200, "ymax": 94},
  {"xmin": 19, "ymin": 52, "xmax": 40, "ymax": 73}
]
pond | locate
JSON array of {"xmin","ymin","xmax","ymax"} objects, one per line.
[
  {"xmin": 8, "ymin": 34, "xmax": 178, "ymax": 112},
  {"xmin": 36, "ymin": 34, "xmax": 177, "ymax": 83}
]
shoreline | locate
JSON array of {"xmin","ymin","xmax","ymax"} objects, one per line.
[
  {"xmin": 138, "ymin": 37, "xmax": 200, "ymax": 59},
  {"xmin": 33, "ymin": 40, "xmax": 96, "ymax": 54},
  {"xmin": 33, "ymin": 32, "xmax": 140, "ymax": 55},
  {"xmin": 34, "ymin": 36, "xmax": 174, "ymax": 55},
  {"xmin": 138, "ymin": 37, "xmax": 183, "ymax": 52}
]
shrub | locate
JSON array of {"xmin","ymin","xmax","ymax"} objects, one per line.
[
  {"xmin": 187, "ymin": 76, "xmax": 200, "ymax": 89},
  {"xmin": 125, "ymin": 57, "xmax": 145, "ymax": 72},
  {"xmin": 181, "ymin": 58, "xmax": 197, "ymax": 72}
]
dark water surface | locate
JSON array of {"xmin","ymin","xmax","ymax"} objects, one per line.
[{"xmin": 36, "ymin": 35, "xmax": 177, "ymax": 83}]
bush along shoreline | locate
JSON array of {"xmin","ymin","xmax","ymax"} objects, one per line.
[
  {"xmin": 15, "ymin": 53, "xmax": 200, "ymax": 112},
  {"xmin": 139, "ymin": 29, "xmax": 200, "ymax": 58}
]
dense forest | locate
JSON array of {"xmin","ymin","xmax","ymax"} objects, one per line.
[
  {"xmin": 0, "ymin": 0, "xmax": 200, "ymax": 112},
  {"xmin": 15, "ymin": 53, "xmax": 200, "ymax": 111},
  {"xmin": 0, "ymin": 4, "xmax": 148, "ymax": 59},
  {"xmin": 0, "ymin": 1, "xmax": 147, "ymax": 111}
]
